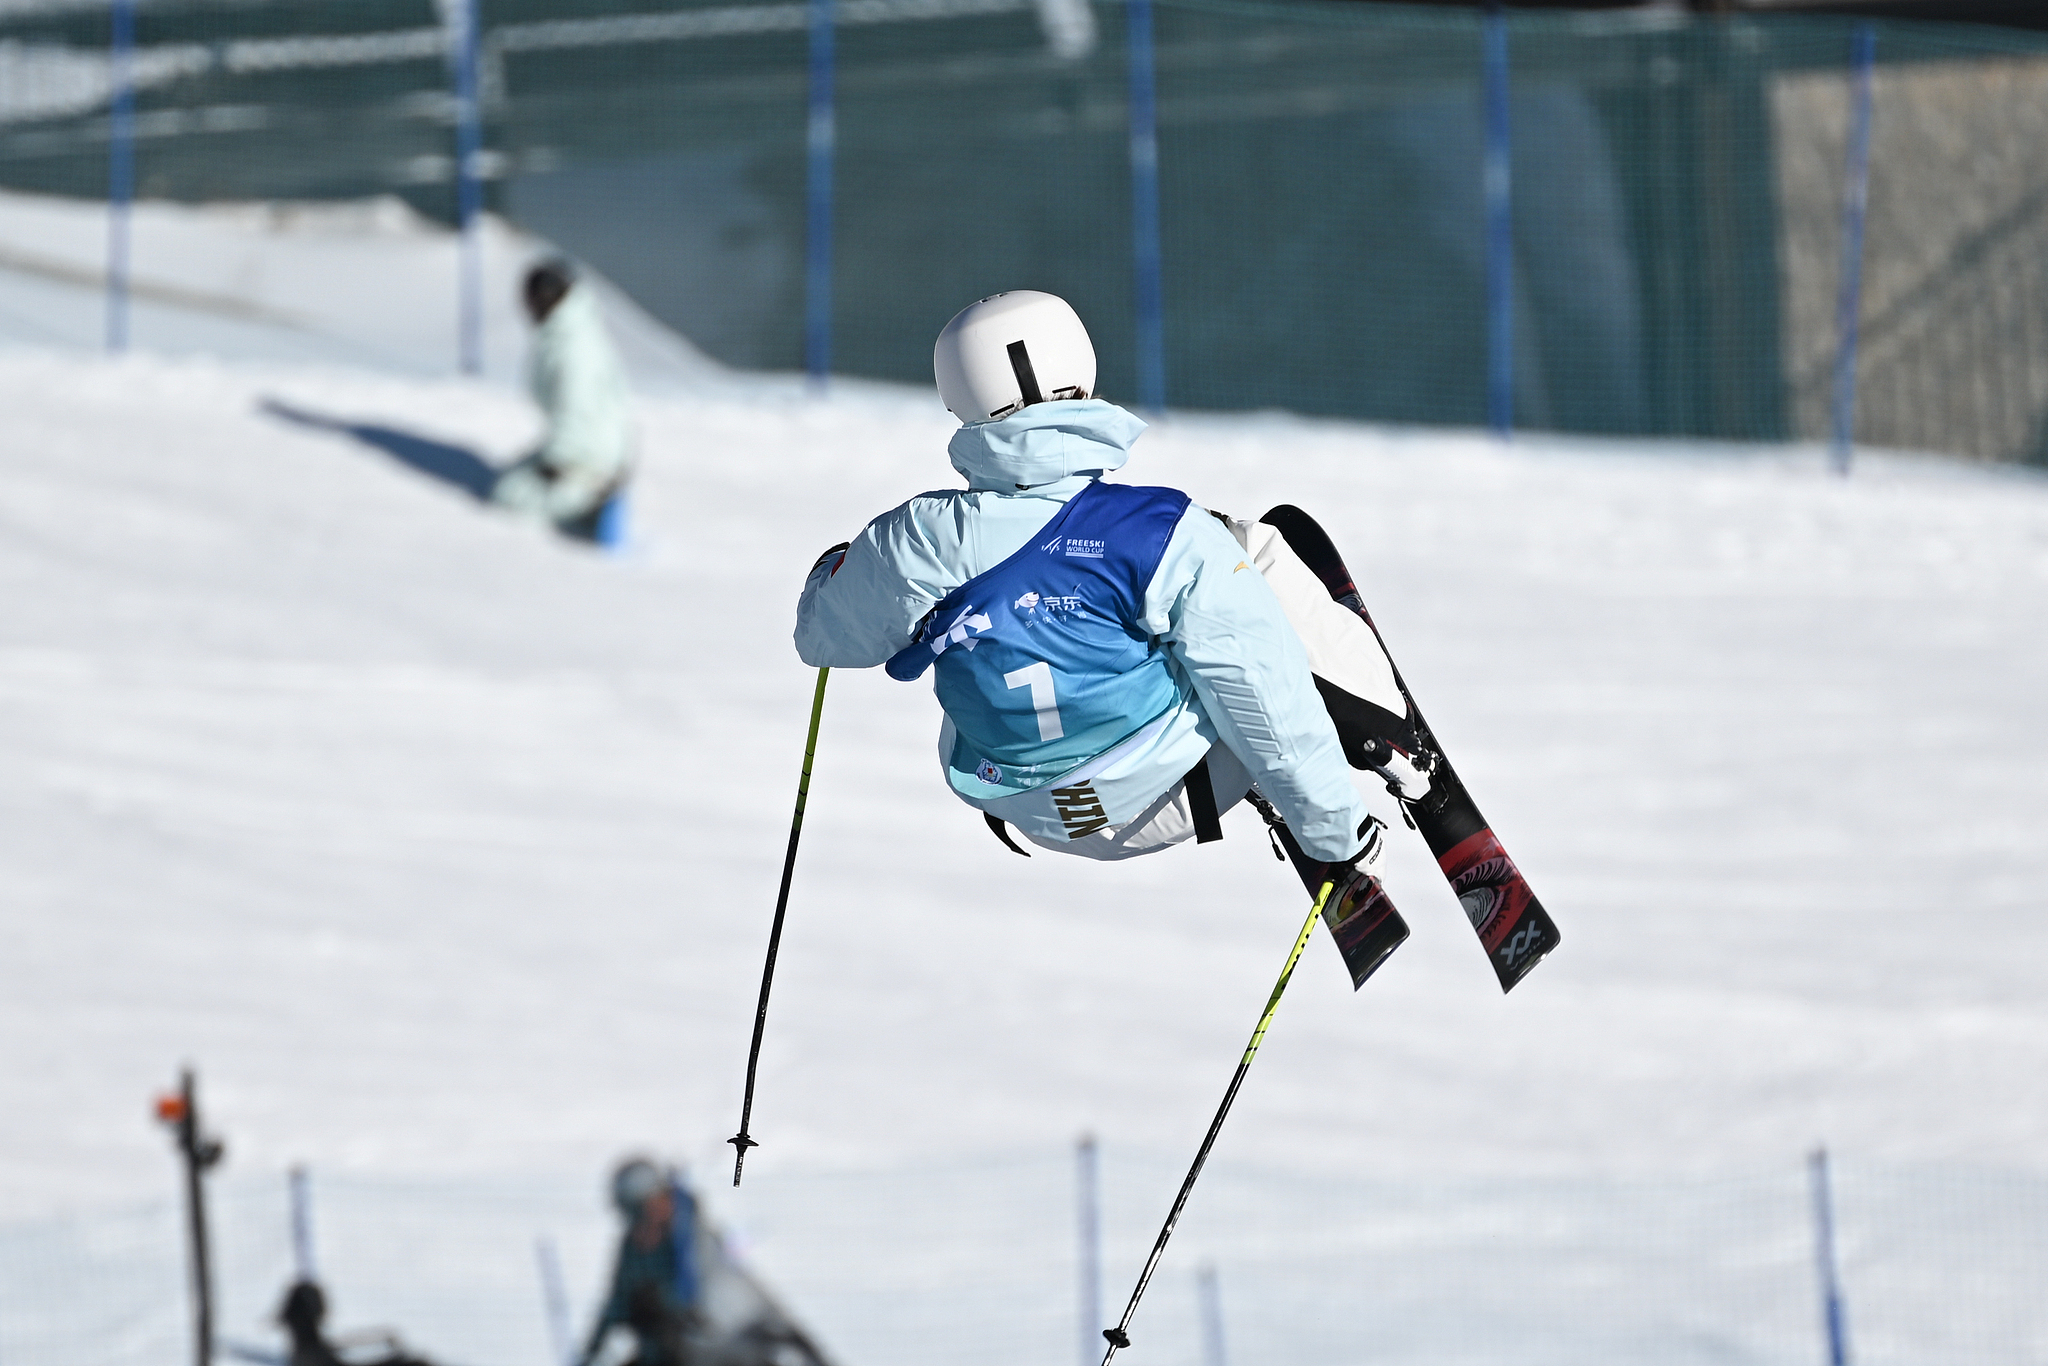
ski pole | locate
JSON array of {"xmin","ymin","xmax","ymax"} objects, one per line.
[
  {"xmin": 1099, "ymin": 878, "xmax": 1337, "ymax": 1365},
  {"xmin": 729, "ymin": 666, "xmax": 831, "ymax": 1186}
]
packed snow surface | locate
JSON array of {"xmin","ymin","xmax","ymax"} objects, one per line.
[{"xmin": 2, "ymin": 190, "xmax": 2047, "ymax": 1366}]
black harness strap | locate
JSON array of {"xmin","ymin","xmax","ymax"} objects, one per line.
[
  {"xmin": 1185, "ymin": 755, "xmax": 1224, "ymax": 844},
  {"xmin": 984, "ymin": 812, "xmax": 1033, "ymax": 857}
]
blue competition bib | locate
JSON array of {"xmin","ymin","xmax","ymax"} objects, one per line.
[{"xmin": 887, "ymin": 480, "xmax": 1191, "ymax": 793}]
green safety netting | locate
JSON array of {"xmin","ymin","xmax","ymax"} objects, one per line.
[{"xmin": 2, "ymin": 0, "xmax": 2045, "ymax": 458}]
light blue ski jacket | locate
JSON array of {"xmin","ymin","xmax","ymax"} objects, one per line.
[{"xmin": 793, "ymin": 399, "xmax": 1368, "ymax": 862}]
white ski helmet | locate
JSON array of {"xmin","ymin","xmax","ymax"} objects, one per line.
[{"xmin": 933, "ymin": 290, "xmax": 1097, "ymax": 422}]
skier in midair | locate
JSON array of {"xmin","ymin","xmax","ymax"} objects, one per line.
[{"xmin": 794, "ymin": 291, "xmax": 1430, "ymax": 984}]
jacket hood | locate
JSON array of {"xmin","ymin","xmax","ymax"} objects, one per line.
[
  {"xmin": 538, "ymin": 283, "xmax": 602, "ymax": 341},
  {"xmin": 947, "ymin": 399, "xmax": 1148, "ymax": 491}
]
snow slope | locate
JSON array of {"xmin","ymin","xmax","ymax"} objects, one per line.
[
  {"xmin": 0, "ymin": 189, "xmax": 720, "ymax": 391},
  {"xmin": 1, "ymin": 193, "xmax": 2047, "ymax": 1366}
]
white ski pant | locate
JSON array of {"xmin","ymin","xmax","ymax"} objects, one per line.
[
  {"xmin": 491, "ymin": 452, "xmax": 625, "ymax": 529},
  {"xmin": 1021, "ymin": 517, "xmax": 1405, "ymax": 861}
]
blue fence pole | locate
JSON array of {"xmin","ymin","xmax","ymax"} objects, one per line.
[
  {"xmin": 535, "ymin": 1235, "xmax": 575, "ymax": 1366},
  {"xmin": 1076, "ymin": 1135, "xmax": 1102, "ymax": 1366},
  {"xmin": 1830, "ymin": 23, "xmax": 1876, "ymax": 476},
  {"xmin": 1809, "ymin": 1148, "xmax": 1853, "ymax": 1366},
  {"xmin": 1196, "ymin": 1263, "xmax": 1227, "ymax": 1366},
  {"xmin": 805, "ymin": 0, "xmax": 835, "ymax": 394},
  {"xmin": 453, "ymin": 0, "xmax": 484, "ymax": 376},
  {"xmin": 1126, "ymin": 0, "xmax": 1165, "ymax": 415},
  {"xmin": 287, "ymin": 1167, "xmax": 316, "ymax": 1281},
  {"xmin": 1482, "ymin": 1, "xmax": 1512, "ymax": 441},
  {"xmin": 105, "ymin": 0, "xmax": 134, "ymax": 353}
]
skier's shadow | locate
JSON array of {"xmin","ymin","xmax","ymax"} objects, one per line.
[{"xmin": 261, "ymin": 398, "xmax": 500, "ymax": 501}]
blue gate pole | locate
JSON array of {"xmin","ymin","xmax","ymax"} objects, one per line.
[
  {"xmin": 1076, "ymin": 1135, "xmax": 1102, "ymax": 1366},
  {"xmin": 805, "ymin": 0, "xmax": 835, "ymax": 395},
  {"xmin": 287, "ymin": 1167, "xmax": 316, "ymax": 1281},
  {"xmin": 106, "ymin": 0, "xmax": 135, "ymax": 353},
  {"xmin": 453, "ymin": 0, "xmax": 484, "ymax": 375},
  {"xmin": 1809, "ymin": 1148, "xmax": 1853, "ymax": 1366},
  {"xmin": 535, "ymin": 1236, "xmax": 575, "ymax": 1366},
  {"xmin": 1482, "ymin": 0, "xmax": 1512, "ymax": 441},
  {"xmin": 1126, "ymin": 0, "xmax": 1165, "ymax": 415},
  {"xmin": 1196, "ymin": 1263, "xmax": 1228, "ymax": 1366},
  {"xmin": 1830, "ymin": 23, "xmax": 1875, "ymax": 477}
]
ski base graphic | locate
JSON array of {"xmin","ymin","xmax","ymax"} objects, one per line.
[{"xmin": 1263, "ymin": 504, "xmax": 1559, "ymax": 992}]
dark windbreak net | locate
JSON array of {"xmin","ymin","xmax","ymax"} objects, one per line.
[{"xmin": 3, "ymin": 0, "xmax": 2045, "ymax": 459}]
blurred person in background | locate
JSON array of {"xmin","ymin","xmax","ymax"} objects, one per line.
[
  {"xmin": 276, "ymin": 1278, "xmax": 433, "ymax": 1366},
  {"xmin": 580, "ymin": 1158, "xmax": 701, "ymax": 1366},
  {"xmin": 492, "ymin": 259, "xmax": 634, "ymax": 544}
]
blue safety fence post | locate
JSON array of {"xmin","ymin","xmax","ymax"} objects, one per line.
[
  {"xmin": 535, "ymin": 1235, "xmax": 576, "ymax": 1366},
  {"xmin": 1195, "ymin": 1263, "xmax": 1228, "ymax": 1366},
  {"xmin": 1830, "ymin": 23, "xmax": 1876, "ymax": 477},
  {"xmin": 1126, "ymin": 0, "xmax": 1165, "ymax": 415},
  {"xmin": 1076, "ymin": 1135, "xmax": 1102, "ymax": 1366},
  {"xmin": 1482, "ymin": 0, "xmax": 1512, "ymax": 442},
  {"xmin": 805, "ymin": 0, "xmax": 835, "ymax": 395},
  {"xmin": 453, "ymin": 0, "xmax": 484, "ymax": 376},
  {"xmin": 1809, "ymin": 1148, "xmax": 1854, "ymax": 1366},
  {"xmin": 106, "ymin": 0, "xmax": 135, "ymax": 353},
  {"xmin": 287, "ymin": 1166, "xmax": 316, "ymax": 1280}
]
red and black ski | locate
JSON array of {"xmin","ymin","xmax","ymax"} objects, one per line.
[
  {"xmin": 1243, "ymin": 790, "xmax": 1409, "ymax": 991},
  {"xmin": 1263, "ymin": 504, "xmax": 1559, "ymax": 992}
]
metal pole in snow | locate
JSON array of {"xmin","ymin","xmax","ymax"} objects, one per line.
[
  {"xmin": 1830, "ymin": 24, "xmax": 1876, "ymax": 477},
  {"xmin": 1196, "ymin": 1263, "xmax": 1228, "ymax": 1366},
  {"xmin": 183, "ymin": 1071, "xmax": 216, "ymax": 1366},
  {"xmin": 106, "ymin": 0, "xmax": 135, "ymax": 353},
  {"xmin": 1076, "ymin": 1135, "xmax": 1103, "ymax": 1366},
  {"xmin": 804, "ymin": 0, "xmax": 835, "ymax": 394},
  {"xmin": 1809, "ymin": 1148, "xmax": 1853, "ymax": 1366},
  {"xmin": 536, "ymin": 1236, "xmax": 576, "ymax": 1366},
  {"xmin": 454, "ymin": 0, "xmax": 484, "ymax": 375},
  {"xmin": 155, "ymin": 1069, "xmax": 220, "ymax": 1366},
  {"xmin": 1126, "ymin": 0, "xmax": 1165, "ymax": 415},
  {"xmin": 288, "ymin": 1166, "xmax": 316, "ymax": 1281},
  {"xmin": 1482, "ymin": 0, "xmax": 1512, "ymax": 441}
]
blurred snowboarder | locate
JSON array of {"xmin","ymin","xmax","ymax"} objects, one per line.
[
  {"xmin": 492, "ymin": 259, "xmax": 633, "ymax": 544},
  {"xmin": 275, "ymin": 1278, "xmax": 432, "ymax": 1366},
  {"xmin": 580, "ymin": 1158, "xmax": 701, "ymax": 1366},
  {"xmin": 794, "ymin": 291, "xmax": 1428, "ymax": 985}
]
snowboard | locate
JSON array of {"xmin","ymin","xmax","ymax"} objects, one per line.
[{"xmin": 1262, "ymin": 504, "xmax": 1560, "ymax": 992}]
